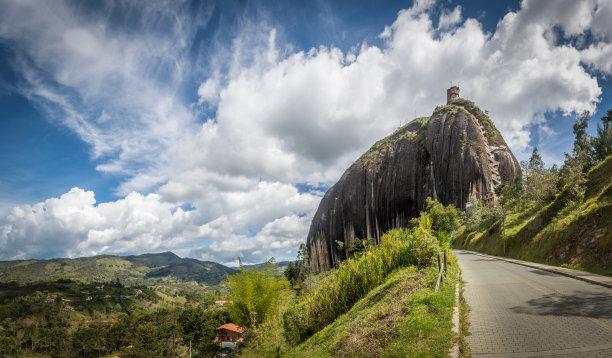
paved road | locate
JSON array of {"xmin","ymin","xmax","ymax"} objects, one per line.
[{"xmin": 455, "ymin": 250, "xmax": 612, "ymax": 358}]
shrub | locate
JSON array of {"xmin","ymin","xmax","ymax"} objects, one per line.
[
  {"xmin": 224, "ymin": 259, "xmax": 291, "ymax": 328},
  {"xmin": 425, "ymin": 197, "xmax": 460, "ymax": 235}
]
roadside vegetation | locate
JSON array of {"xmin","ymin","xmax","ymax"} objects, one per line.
[
  {"xmin": 454, "ymin": 110, "xmax": 612, "ymax": 275},
  {"xmin": 222, "ymin": 201, "xmax": 461, "ymax": 357}
]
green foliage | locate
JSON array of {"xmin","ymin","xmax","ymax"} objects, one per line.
[
  {"xmin": 283, "ymin": 220, "xmax": 440, "ymax": 345},
  {"xmin": 284, "ymin": 244, "xmax": 311, "ymax": 287},
  {"xmin": 0, "ymin": 278, "xmax": 225, "ymax": 357},
  {"xmin": 225, "ymin": 259, "xmax": 291, "ymax": 328},
  {"xmin": 424, "ymin": 197, "xmax": 460, "ymax": 238},
  {"xmin": 591, "ymin": 109, "xmax": 612, "ymax": 163},
  {"xmin": 348, "ymin": 238, "xmax": 376, "ymax": 257},
  {"xmin": 357, "ymin": 116, "xmax": 430, "ymax": 165},
  {"xmin": 573, "ymin": 111, "xmax": 591, "ymax": 160},
  {"xmin": 528, "ymin": 147, "xmax": 544, "ymax": 172},
  {"xmin": 180, "ymin": 306, "xmax": 230, "ymax": 355}
]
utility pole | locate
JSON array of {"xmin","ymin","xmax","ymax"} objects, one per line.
[{"xmin": 189, "ymin": 340, "xmax": 192, "ymax": 358}]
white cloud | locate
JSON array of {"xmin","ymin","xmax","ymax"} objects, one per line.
[
  {"xmin": 1, "ymin": 0, "xmax": 610, "ymax": 263},
  {"xmin": 0, "ymin": 188, "xmax": 197, "ymax": 260},
  {"xmin": 438, "ymin": 6, "xmax": 462, "ymax": 30}
]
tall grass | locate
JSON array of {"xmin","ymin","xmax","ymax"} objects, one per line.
[{"xmin": 283, "ymin": 215, "xmax": 440, "ymax": 344}]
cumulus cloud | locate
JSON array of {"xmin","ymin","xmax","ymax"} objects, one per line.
[
  {"xmin": 1, "ymin": 0, "xmax": 611, "ymax": 263},
  {"xmin": 438, "ymin": 6, "xmax": 462, "ymax": 30},
  {"xmin": 0, "ymin": 188, "xmax": 197, "ymax": 260}
]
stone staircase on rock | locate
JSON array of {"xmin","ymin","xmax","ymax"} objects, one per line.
[{"xmin": 477, "ymin": 120, "xmax": 502, "ymax": 202}]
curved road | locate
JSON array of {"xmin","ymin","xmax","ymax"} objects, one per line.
[{"xmin": 455, "ymin": 250, "xmax": 612, "ymax": 358}]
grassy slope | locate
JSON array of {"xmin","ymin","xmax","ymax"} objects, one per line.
[
  {"xmin": 454, "ymin": 155, "xmax": 612, "ymax": 275},
  {"xmin": 285, "ymin": 257, "xmax": 459, "ymax": 358}
]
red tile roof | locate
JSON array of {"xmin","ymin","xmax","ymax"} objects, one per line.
[{"xmin": 217, "ymin": 323, "xmax": 246, "ymax": 333}]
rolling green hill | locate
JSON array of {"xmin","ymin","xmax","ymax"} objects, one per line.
[
  {"xmin": 454, "ymin": 154, "xmax": 612, "ymax": 275},
  {"xmin": 0, "ymin": 252, "xmax": 239, "ymax": 285}
]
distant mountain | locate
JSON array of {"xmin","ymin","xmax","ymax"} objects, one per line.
[
  {"xmin": 0, "ymin": 252, "xmax": 239, "ymax": 286},
  {"xmin": 236, "ymin": 260, "xmax": 291, "ymax": 275}
]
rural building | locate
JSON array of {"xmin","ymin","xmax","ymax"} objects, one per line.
[
  {"xmin": 482, "ymin": 191, "xmax": 496, "ymax": 205},
  {"xmin": 215, "ymin": 300, "xmax": 233, "ymax": 306},
  {"xmin": 216, "ymin": 323, "xmax": 246, "ymax": 347}
]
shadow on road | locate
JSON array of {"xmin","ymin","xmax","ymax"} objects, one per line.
[
  {"xmin": 509, "ymin": 291, "xmax": 612, "ymax": 319},
  {"xmin": 528, "ymin": 269, "xmax": 558, "ymax": 276}
]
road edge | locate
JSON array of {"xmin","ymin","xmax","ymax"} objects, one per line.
[
  {"xmin": 454, "ymin": 250, "xmax": 612, "ymax": 289},
  {"xmin": 448, "ymin": 281, "xmax": 460, "ymax": 358}
]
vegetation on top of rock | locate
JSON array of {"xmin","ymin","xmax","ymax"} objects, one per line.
[
  {"xmin": 448, "ymin": 98, "xmax": 506, "ymax": 145},
  {"xmin": 357, "ymin": 116, "xmax": 430, "ymax": 166}
]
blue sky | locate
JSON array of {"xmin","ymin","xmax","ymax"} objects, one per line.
[{"xmin": 1, "ymin": 0, "xmax": 611, "ymax": 264}]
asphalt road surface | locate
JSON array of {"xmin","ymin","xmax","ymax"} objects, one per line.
[{"xmin": 455, "ymin": 250, "xmax": 612, "ymax": 358}]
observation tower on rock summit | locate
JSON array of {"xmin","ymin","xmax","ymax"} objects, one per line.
[{"xmin": 447, "ymin": 85, "xmax": 460, "ymax": 103}]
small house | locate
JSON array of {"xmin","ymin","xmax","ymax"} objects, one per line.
[
  {"xmin": 45, "ymin": 295, "xmax": 57, "ymax": 303},
  {"xmin": 215, "ymin": 300, "xmax": 233, "ymax": 306},
  {"xmin": 482, "ymin": 192, "xmax": 496, "ymax": 205},
  {"xmin": 216, "ymin": 323, "xmax": 246, "ymax": 346}
]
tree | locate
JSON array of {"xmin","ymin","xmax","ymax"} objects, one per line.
[
  {"xmin": 591, "ymin": 109, "xmax": 612, "ymax": 163},
  {"xmin": 524, "ymin": 168, "xmax": 558, "ymax": 208},
  {"xmin": 180, "ymin": 306, "xmax": 229, "ymax": 356},
  {"xmin": 528, "ymin": 147, "xmax": 544, "ymax": 173},
  {"xmin": 283, "ymin": 262, "xmax": 298, "ymax": 284},
  {"xmin": 572, "ymin": 111, "xmax": 593, "ymax": 171},
  {"xmin": 284, "ymin": 244, "xmax": 311, "ymax": 286},
  {"xmin": 224, "ymin": 259, "xmax": 290, "ymax": 328},
  {"xmin": 559, "ymin": 111, "xmax": 593, "ymax": 200},
  {"xmin": 424, "ymin": 197, "xmax": 459, "ymax": 234},
  {"xmin": 573, "ymin": 111, "xmax": 590, "ymax": 156}
]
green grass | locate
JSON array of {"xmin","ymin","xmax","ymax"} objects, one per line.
[
  {"xmin": 458, "ymin": 278, "xmax": 470, "ymax": 358},
  {"xmin": 285, "ymin": 256, "xmax": 459, "ymax": 357}
]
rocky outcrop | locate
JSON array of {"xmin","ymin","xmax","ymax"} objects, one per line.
[{"xmin": 307, "ymin": 99, "xmax": 519, "ymax": 272}]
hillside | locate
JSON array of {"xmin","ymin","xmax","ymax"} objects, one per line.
[
  {"xmin": 307, "ymin": 97, "xmax": 519, "ymax": 272},
  {"xmin": 0, "ymin": 252, "xmax": 239, "ymax": 285},
  {"xmin": 285, "ymin": 260, "xmax": 459, "ymax": 357},
  {"xmin": 454, "ymin": 154, "xmax": 612, "ymax": 275}
]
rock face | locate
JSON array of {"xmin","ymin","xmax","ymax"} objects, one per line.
[{"xmin": 307, "ymin": 98, "xmax": 520, "ymax": 272}]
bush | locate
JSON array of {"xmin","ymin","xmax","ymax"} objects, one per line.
[
  {"xmin": 224, "ymin": 259, "xmax": 291, "ymax": 328},
  {"xmin": 425, "ymin": 197, "xmax": 460, "ymax": 235}
]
